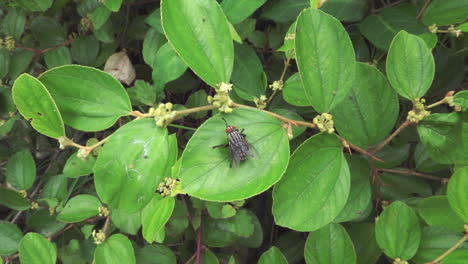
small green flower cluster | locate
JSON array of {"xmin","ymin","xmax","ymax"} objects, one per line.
[
  {"xmin": 98, "ymin": 206, "xmax": 110, "ymax": 217},
  {"xmin": 207, "ymin": 82, "xmax": 234, "ymax": 113},
  {"xmin": 269, "ymin": 80, "xmax": 284, "ymax": 91},
  {"xmin": 157, "ymin": 177, "xmax": 179, "ymax": 197},
  {"xmin": 254, "ymin": 95, "xmax": 267, "ymax": 109},
  {"xmin": 151, "ymin": 103, "xmax": 176, "ymax": 127},
  {"xmin": 0, "ymin": 36, "xmax": 15, "ymax": 51},
  {"xmin": 313, "ymin": 113, "xmax": 334, "ymax": 134},
  {"xmin": 407, "ymin": 98, "xmax": 430, "ymax": 123}
]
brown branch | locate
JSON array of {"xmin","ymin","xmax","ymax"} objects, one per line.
[
  {"xmin": 416, "ymin": 0, "xmax": 432, "ymax": 20},
  {"xmin": 370, "ymin": 120, "xmax": 413, "ymax": 154},
  {"xmin": 378, "ymin": 168, "xmax": 448, "ymax": 183},
  {"xmin": 336, "ymin": 135, "xmax": 385, "ymax": 163},
  {"xmin": 49, "ymin": 224, "xmax": 74, "ymax": 240}
]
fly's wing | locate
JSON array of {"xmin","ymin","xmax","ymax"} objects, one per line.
[
  {"xmin": 229, "ymin": 145, "xmax": 243, "ymax": 168},
  {"xmin": 245, "ymin": 140, "xmax": 258, "ymax": 159}
]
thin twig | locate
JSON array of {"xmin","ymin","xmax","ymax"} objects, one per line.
[
  {"xmin": 371, "ymin": 120, "xmax": 413, "ymax": 154},
  {"xmin": 336, "ymin": 135, "xmax": 385, "ymax": 163},
  {"xmin": 416, "ymin": 0, "xmax": 432, "ymax": 20},
  {"xmin": 378, "ymin": 168, "xmax": 448, "ymax": 183},
  {"xmin": 424, "ymin": 233, "xmax": 468, "ymax": 264},
  {"xmin": 196, "ymin": 225, "xmax": 202, "ymax": 264},
  {"xmin": 49, "ymin": 224, "xmax": 74, "ymax": 240},
  {"xmin": 370, "ymin": 0, "xmax": 407, "ymax": 13}
]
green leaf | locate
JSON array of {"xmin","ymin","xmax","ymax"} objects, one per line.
[
  {"xmin": 19, "ymin": 232, "xmax": 56, "ymax": 264},
  {"xmin": 231, "ymin": 43, "xmax": 267, "ymax": 101},
  {"xmin": 12, "ymin": 73, "xmax": 65, "ymax": 138},
  {"xmin": 8, "ymin": 50, "xmax": 34, "ymax": 80},
  {"xmin": 205, "ymin": 201, "xmax": 235, "ymax": 219},
  {"xmin": 94, "ymin": 119, "xmax": 177, "ymax": 213},
  {"xmin": 333, "ymin": 155, "xmax": 371, "ymax": 223},
  {"xmin": 413, "ymin": 226, "xmax": 468, "ymax": 264},
  {"xmin": 375, "ymin": 201, "xmax": 421, "ymax": 260},
  {"xmin": 7, "ymin": 149, "xmax": 36, "ymax": 190},
  {"xmin": 127, "ymin": 80, "xmax": 161, "ymax": 107},
  {"xmin": 458, "ymin": 22, "xmax": 468, "ymax": 32},
  {"xmin": 38, "ymin": 65, "xmax": 132, "ymax": 132},
  {"xmin": 40, "ymin": 174, "xmax": 68, "ymax": 204},
  {"xmin": 304, "ymin": 223, "xmax": 356, "ymax": 264},
  {"xmin": 202, "ymin": 209, "xmax": 254, "ymax": 247},
  {"xmin": 57, "ymin": 194, "xmax": 101, "ymax": 223},
  {"xmin": 270, "ymin": 109, "xmax": 306, "ymax": 139},
  {"xmin": 261, "ymin": 0, "xmax": 309, "ymax": 23},
  {"xmin": 103, "ymin": 0, "xmax": 123, "ymax": 12},
  {"xmin": 90, "ymin": 6, "xmax": 111, "ymax": 30},
  {"xmin": 380, "ymin": 171, "xmax": 432, "ymax": 201},
  {"xmin": 145, "ymin": 8, "xmax": 163, "ymax": 33},
  {"xmin": 0, "ymin": 221, "xmax": 23, "ymax": 256},
  {"xmin": 143, "ymin": 28, "xmax": 166, "ymax": 67},
  {"xmin": 44, "ymin": 47, "xmax": 72, "ymax": 69},
  {"xmin": 295, "ymin": 8, "xmax": 356, "ymax": 113},
  {"xmin": 447, "ymin": 166, "xmax": 468, "ymax": 222},
  {"xmin": 179, "ymin": 108, "xmax": 290, "ymax": 201},
  {"xmin": 454, "ymin": 90, "xmax": 468, "ymax": 111},
  {"xmin": 220, "ymin": 0, "xmax": 267, "ymax": 24},
  {"xmin": 11, "ymin": 0, "xmax": 53, "ymax": 12},
  {"xmin": 2, "ymin": 8, "xmax": 26, "ymax": 40},
  {"xmin": 111, "ymin": 209, "xmax": 141, "ymax": 235},
  {"xmin": 418, "ymin": 195, "xmax": 465, "ymax": 231},
  {"xmin": 347, "ymin": 223, "xmax": 381, "ymax": 264},
  {"xmin": 63, "ymin": 152, "xmax": 96, "ymax": 178},
  {"xmin": 26, "ymin": 209, "xmax": 65, "ymax": 237},
  {"xmin": 152, "ymin": 42, "xmax": 187, "ymax": 88},
  {"xmin": 142, "ymin": 195, "xmax": 175, "ymax": 244},
  {"xmin": 70, "ymin": 36, "xmax": 100, "ymax": 66},
  {"xmin": 94, "ymin": 234, "xmax": 135, "ymax": 264},
  {"xmin": 332, "ymin": 63, "xmax": 399, "ymax": 148},
  {"xmin": 258, "ymin": 246, "xmax": 288, "ymax": 264},
  {"xmin": 422, "ymin": 0, "xmax": 468, "ymax": 26},
  {"xmin": 161, "ymin": 0, "xmax": 233, "ymax": 87},
  {"xmin": 417, "ymin": 113, "xmax": 467, "ymax": 164},
  {"xmin": 386, "ymin": 30, "xmax": 435, "ymax": 100},
  {"xmin": 358, "ymin": 4, "xmax": 430, "ymax": 50},
  {"xmin": 282, "ymin": 73, "xmax": 310, "ymax": 107},
  {"xmin": 272, "ymin": 133, "xmax": 350, "ymax": 231},
  {"xmin": 31, "ymin": 16, "xmax": 66, "ymax": 49},
  {"xmin": 321, "ymin": 0, "xmax": 368, "ymax": 22},
  {"xmin": 186, "ymin": 90, "xmax": 209, "ymax": 119},
  {"xmin": 0, "ymin": 48, "xmax": 10, "ymax": 79},
  {"xmin": 135, "ymin": 244, "xmax": 176, "ymax": 264}
]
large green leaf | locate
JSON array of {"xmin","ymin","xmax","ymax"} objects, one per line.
[
  {"xmin": 272, "ymin": 133, "xmax": 350, "ymax": 231},
  {"xmin": 57, "ymin": 194, "xmax": 101, "ymax": 223},
  {"xmin": 12, "ymin": 74, "xmax": 65, "ymax": 138},
  {"xmin": 94, "ymin": 234, "xmax": 135, "ymax": 264},
  {"xmin": 111, "ymin": 209, "xmax": 141, "ymax": 235},
  {"xmin": 454, "ymin": 90, "xmax": 468, "ymax": 112},
  {"xmin": 295, "ymin": 8, "xmax": 356, "ymax": 113},
  {"xmin": 12, "ymin": 0, "xmax": 53, "ymax": 12},
  {"xmin": 142, "ymin": 195, "xmax": 175, "ymax": 244},
  {"xmin": 179, "ymin": 108, "xmax": 289, "ymax": 201},
  {"xmin": 151, "ymin": 42, "xmax": 187, "ymax": 88},
  {"xmin": 422, "ymin": 0, "xmax": 468, "ymax": 26},
  {"xmin": 161, "ymin": 0, "xmax": 233, "ymax": 87},
  {"xmin": 63, "ymin": 152, "xmax": 96, "ymax": 178},
  {"xmin": 0, "ymin": 48, "xmax": 9, "ymax": 79},
  {"xmin": 7, "ymin": 150, "xmax": 36, "ymax": 190},
  {"xmin": 19, "ymin": 232, "xmax": 56, "ymax": 264},
  {"xmin": 282, "ymin": 73, "xmax": 310, "ymax": 107},
  {"xmin": 417, "ymin": 113, "xmax": 468, "ymax": 164},
  {"xmin": 103, "ymin": 0, "xmax": 123, "ymax": 12},
  {"xmin": 94, "ymin": 119, "xmax": 177, "ymax": 213},
  {"xmin": 202, "ymin": 209, "xmax": 254, "ymax": 247},
  {"xmin": 375, "ymin": 201, "xmax": 421, "ymax": 260},
  {"xmin": 143, "ymin": 28, "xmax": 166, "ymax": 67},
  {"xmin": 386, "ymin": 31, "xmax": 435, "ymax": 100},
  {"xmin": 321, "ymin": 0, "xmax": 367, "ymax": 22},
  {"xmin": 347, "ymin": 223, "xmax": 381, "ymax": 264},
  {"xmin": 221, "ymin": 0, "xmax": 266, "ymax": 24},
  {"xmin": 304, "ymin": 223, "xmax": 356, "ymax": 264},
  {"xmin": 44, "ymin": 47, "xmax": 72, "ymax": 69},
  {"xmin": 333, "ymin": 155, "xmax": 371, "ymax": 223},
  {"xmin": 135, "ymin": 244, "xmax": 176, "ymax": 264},
  {"xmin": 38, "ymin": 65, "xmax": 132, "ymax": 132},
  {"xmin": 418, "ymin": 195, "xmax": 465, "ymax": 231},
  {"xmin": 447, "ymin": 166, "xmax": 468, "ymax": 222},
  {"xmin": 2, "ymin": 8, "xmax": 26, "ymax": 40},
  {"xmin": 258, "ymin": 246, "xmax": 288, "ymax": 264},
  {"xmin": 70, "ymin": 36, "xmax": 100, "ymax": 66},
  {"xmin": 0, "ymin": 221, "xmax": 23, "ymax": 256},
  {"xmin": 231, "ymin": 43, "xmax": 267, "ymax": 101},
  {"xmin": 358, "ymin": 4, "xmax": 430, "ymax": 51},
  {"xmin": 8, "ymin": 50, "xmax": 34, "ymax": 80},
  {"xmin": 261, "ymin": 0, "xmax": 309, "ymax": 23},
  {"xmin": 31, "ymin": 16, "xmax": 66, "ymax": 49},
  {"xmin": 332, "ymin": 63, "xmax": 399, "ymax": 148}
]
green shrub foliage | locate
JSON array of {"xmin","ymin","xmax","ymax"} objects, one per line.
[{"xmin": 0, "ymin": 0, "xmax": 467, "ymax": 263}]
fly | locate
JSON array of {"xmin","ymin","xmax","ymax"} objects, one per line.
[{"xmin": 212, "ymin": 117, "xmax": 255, "ymax": 168}]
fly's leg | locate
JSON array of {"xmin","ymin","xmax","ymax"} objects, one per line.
[
  {"xmin": 239, "ymin": 128, "xmax": 246, "ymax": 138},
  {"xmin": 212, "ymin": 143, "xmax": 229, "ymax": 149}
]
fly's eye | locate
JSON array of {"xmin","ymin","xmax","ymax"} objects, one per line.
[
  {"xmin": 225, "ymin": 128, "xmax": 231, "ymax": 133},
  {"xmin": 231, "ymin": 126, "xmax": 236, "ymax": 130}
]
